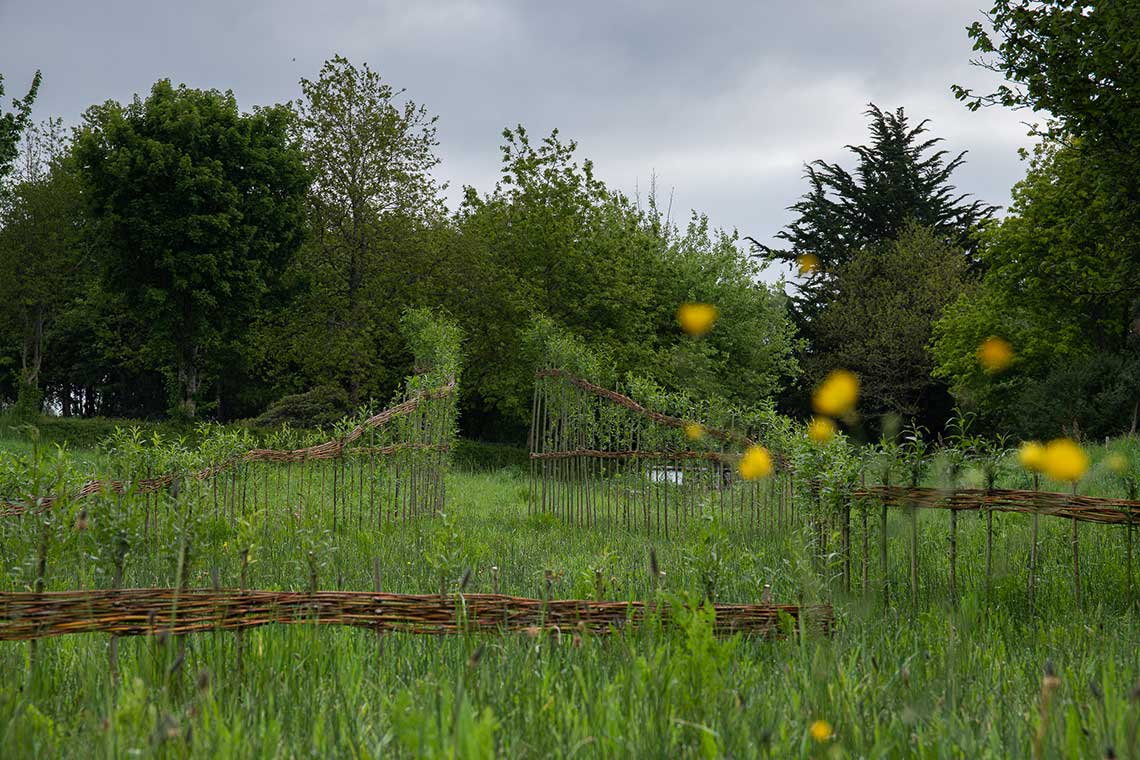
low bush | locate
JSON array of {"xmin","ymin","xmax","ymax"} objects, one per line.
[{"xmin": 253, "ymin": 385, "xmax": 352, "ymax": 430}]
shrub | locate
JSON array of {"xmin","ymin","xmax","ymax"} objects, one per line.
[{"xmin": 253, "ymin": 385, "xmax": 352, "ymax": 430}]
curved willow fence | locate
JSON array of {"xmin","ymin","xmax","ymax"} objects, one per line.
[
  {"xmin": 527, "ymin": 369, "xmax": 793, "ymax": 535},
  {"xmin": 1, "ymin": 308, "xmax": 462, "ymax": 530},
  {"xmin": 524, "ymin": 354, "xmax": 1140, "ymax": 610}
]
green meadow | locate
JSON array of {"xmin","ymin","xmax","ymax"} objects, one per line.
[{"xmin": 3, "ymin": 430, "xmax": 1140, "ymax": 759}]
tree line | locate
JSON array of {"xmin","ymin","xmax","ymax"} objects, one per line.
[
  {"xmin": 0, "ymin": 57, "xmax": 797, "ymax": 441},
  {"xmin": 1, "ymin": 1, "xmax": 1138, "ymax": 443}
]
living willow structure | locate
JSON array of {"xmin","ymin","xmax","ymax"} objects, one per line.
[
  {"xmin": 524, "ymin": 319, "xmax": 795, "ymax": 535},
  {"xmin": 522, "ymin": 319, "xmax": 1140, "ymax": 612},
  {"xmin": 1, "ymin": 308, "xmax": 461, "ymax": 530}
]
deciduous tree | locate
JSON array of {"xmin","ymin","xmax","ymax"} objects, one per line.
[
  {"xmin": 811, "ymin": 222, "xmax": 969, "ymax": 425},
  {"xmin": 0, "ymin": 70, "xmax": 41, "ymax": 196},
  {"xmin": 74, "ymin": 80, "xmax": 308, "ymax": 418},
  {"xmin": 279, "ymin": 55, "xmax": 446, "ymax": 404},
  {"xmin": 0, "ymin": 119, "xmax": 87, "ymax": 413}
]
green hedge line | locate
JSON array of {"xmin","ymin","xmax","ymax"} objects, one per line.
[
  {"xmin": 451, "ymin": 439, "xmax": 529, "ymax": 472},
  {"xmin": 0, "ymin": 413, "xmax": 527, "ymax": 475},
  {"xmin": 0, "ymin": 414, "xmax": 204, "ymax": 451}
]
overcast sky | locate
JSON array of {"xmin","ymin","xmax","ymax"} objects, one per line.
[{"xmin": 1, "ymin": 0, "xmax": 1038, "ymax": 283}]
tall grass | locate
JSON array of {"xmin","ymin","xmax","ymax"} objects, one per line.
[{"xmin": 3, "ymin": 439, "xmax": 1140, "ymax": 757}]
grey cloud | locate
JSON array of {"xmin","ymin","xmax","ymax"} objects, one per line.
[{"xmin": 1, "ymin": 0, "xmax": 1037, "ymax": 284}]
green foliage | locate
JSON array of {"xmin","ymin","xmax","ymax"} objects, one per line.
[
  {"xmin": 0, "ymin": 70, "xmax": 41, "ymax": 194},
  {"xmin": 0, "ymin": 415, "xmax": 196, "ymax": 453},
  {"xmin": 456, "ymin": 130, "xmax": 798, "ymax": 436},
  {"xmin": 253, "ymin": 385, "xmax": 351, "ymax": 430},
  {"xmin": 653, "ymin": 215, "xmax": 801, "ymax": 405},
  {"xmin": 401, "ymin": 307, "xmax": 462, "ymax": 388},
  {"xmin": 0, "ymin": 119, "xmax": 89, "ymax": 405},
  {"xmin": 74, "ymin": 79, "xmax": 309, "ymax": 418},
  {"xmin": 9, "ymin": 383, "xmax": 44, "ymax": 422},
  {"xmin": 811, "ymin": 222, "xmax": 969, "ymax": 427},
  {"xmin": 451, "ymin": 439, "xmax": 529, "ymax": 473},
  {"xmin": 1015, "ymin": 354, "xmax": 1140, "ymax": 441},
  {"xmin": 956, "ymin": 1, "xmax": 1140, "ymax": 178},
  {"xmin": 931, "ymin": 139, "xmax": 1140, "ymax": 438},
  {"xmin": 758, "ymin": 105, "xmax": 996, "ymax": 425},
  {"xmin": 265, "ymin": 56, "xmax": 446, "ymax": 406},
  {"xmin": 5, "ymin": 438, "xmax": 1140, "ymax": 756},
  {"xmin": 3, "ymin": 64, "xmax": 798, "ymax": 438},
  {"xmin": 944, "ymin": 4, "xmax": 1140, "ymax": 440},
  {"xmin": 520, "ymin": 314, "xmax": 609, "ymax": 382},
  {"xmin": 763, "ymin": 104, "xmax": 995, "ymax": 320},
  {"xmin": 976, "ymin": 138, "xmax": 1137, "ymax": 350}
]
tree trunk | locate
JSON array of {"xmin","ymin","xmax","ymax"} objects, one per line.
[
  {"xmin": 19, "ymin": 307, "xmax": 45, "ymax": 392},
  {"xmin": 177, "ymin": 345, "xmax": 199, "ymax": 418}
]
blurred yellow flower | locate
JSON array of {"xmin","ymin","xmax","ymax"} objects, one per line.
[
  {"xmin": 807, "ymin": 416, "xmax": 836, "ymax": 443},
  {"xmin": 684, "ymin": 422, "xmax": 704, "ymax": 441},
  {"xmin": 1107, "ymin": 452, "xmax": 1129, "ymax": 475},
  {"xmin": 1018, "ymin": 441, "xmax": 1045, "ymax": 473},
  {"xmin": 738, "ymin": 445, "xmax": 773, "ymax": 480},
  {"xmin": 976, "ymin": 336, "xmax": 1013, "ymax": 374},
  {"xmin": 676, "ymin": 303, "xmax": 718, "ymax": 336},
  {"xmin": 1043, "ymin": 438, "xmax": 1089, "ymax": 482},
  {"xmin": 812, "ymin": 370, "xmax": 859, "ymax": 417},
  {"xmin": 797, "ymin": 253, "xmax": 820, "ymax": 275},
  {"xmin": 810, "ymin": 719, "xmax": 832, "ymax": 742}
]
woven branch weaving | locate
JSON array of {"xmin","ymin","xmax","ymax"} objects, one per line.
[
  {"xmin": 854, "ymin": 485, "xmax": 1140, "ymax": 526},
  {"xmin": 2, "ymin": 380, "xmax": 456, "ymax": 517},
  {"xmin": 0, "ymin": 588, "xmax": 833, "ymax": 640}
]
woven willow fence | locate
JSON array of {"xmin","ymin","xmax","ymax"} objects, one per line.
[
  {"xmin": 525, "ymin": 366, "xmax": 1140, "ymax": 610},
  {"xmin": 0, "ymin": 588, "xmax": 832, "ymax": 641},
  {"xmin": 2, "ymin": 381, "xmax": 456, "ymax": 527},
  {"xmin": 854, "ymin": 484, "xmax": 1140, "ymax": 526},
  {"xmin": 1, "ymin": 310, "xmax": 461, "ymax": 530},
  {"xmin": 528, "ymin": 369, "xmax": 793, "ymax": 534},
  {"xmin": 838, "ymin": 481, "xmax": 1140, "ymax": 610}
]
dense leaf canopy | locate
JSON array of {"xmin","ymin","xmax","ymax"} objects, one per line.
[{"xmin": 73, "ymin": 81, "xmax": 308, "ymax": 417}]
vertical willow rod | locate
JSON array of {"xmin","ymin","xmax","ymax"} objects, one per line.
[
  {"xmin": 880, "ymin": 473, "xmax": 889, "ymax": 601},
  {"xmin": 1128, "ymin": 483, "xmax": 1136, "ymax": 606},
  {"xmin": 370, "ymin": 428, "xmax": 377, "ymax": 529},
  {"xmin": 528, "ymin": 381, "xmax": 539, "ymax": 517},
  {"xmin": 1028, "ymin": 472, "xmax": 1039, "ymax": 610},
  {"xmin": 949, "ymin": 507, "xmax": 958, "ymax": 602},
  {"xmin": 984, "ymin": 476, "xmax": 994, "ymax": 603},
  {"xmin": 1072, "ymin": 481, "xmax": 1081, "ymax": 610}
]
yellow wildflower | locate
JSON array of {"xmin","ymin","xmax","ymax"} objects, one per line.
[
  {"xmin": 976, "ymin": 336, "xmax": 1013, "ymax": 374},
  {"xmin": 684, "ymin": 423, "xmax": 704, "ymax": 441},
  {"xmin": 812, "ymin": 370, "xmax": 859, "ymax": 417},
  {"xmin": 797, "ymin": 253, "xmax": 820, "ymax": 276},
  {"xmin": 807, "ymin": 416, "xmax": 836, "ymax": 443},
  {"xmin": 809, "ymin": 719, "xmax": 832, "ymax": 742},
  {"xmin": 676, "ymin": 303, "xmax": 718, "ymax": 336},
  {"xmin": 1042, "ymin": 438, "xmax": 1089, "ymax": 482},
  {"xmin": 1107, "ymin": 452, "xmax": 1129, "ymax": 475},
  {"xmin": 1018, "ymin": 441, "xmax": 1045, "ymax": 473},
  {"xmin": 738, "ymin": 445, "xmax": 773, "ymax": 480}
]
